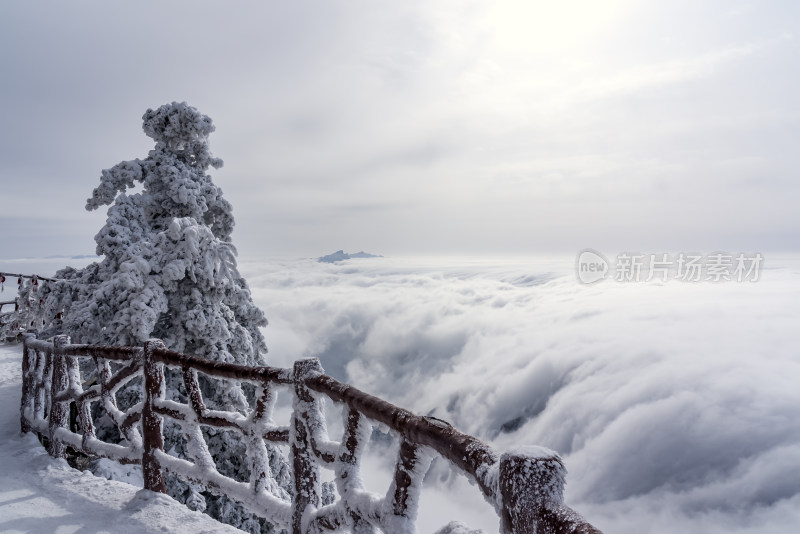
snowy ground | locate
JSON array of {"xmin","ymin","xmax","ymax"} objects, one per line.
[{"xmin": 0, "ymin": 343, "xmax": 243, "ymax": 534}]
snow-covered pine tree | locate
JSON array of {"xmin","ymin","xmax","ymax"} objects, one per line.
[{"xmin": 39, "ymin": 102, "xmax": 289, "ymax": 533}]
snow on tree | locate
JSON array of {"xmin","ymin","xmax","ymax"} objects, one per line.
[
  {"xmin": 1, "ymin": 274, "xmax": 53, "ymax": 340},
  {"xmin": 38, "ymin": 102, "xmax": 287, "ymax": 533}
]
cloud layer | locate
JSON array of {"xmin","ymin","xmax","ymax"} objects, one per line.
[{"xmin": 242, "ymin": 255, "xmax": 800, "ymax": 533}]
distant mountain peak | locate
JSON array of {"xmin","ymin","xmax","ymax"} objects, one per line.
[{"xmin": 317, "ymin": 250, "xmax": 383, "ymax": 263}]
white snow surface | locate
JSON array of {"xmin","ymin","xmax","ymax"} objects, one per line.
[{"xmin": 0, "ymin": 343, "xmax": 243, "ymax": 534}]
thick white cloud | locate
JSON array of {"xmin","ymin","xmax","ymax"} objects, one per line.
[{"xmin": 241, "ymin": 255, "xmax": 800, "ymax": 533}]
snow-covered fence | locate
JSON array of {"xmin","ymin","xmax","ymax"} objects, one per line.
[
  {"xmin": 20, "ymin": 334, "xmax": 601, "ymax": 534},
  {"xmin": 1, "ymin": 272, "xmax": 57, "ymax": 338},
  {"xmin": 0, "ymin": 298, "xmax": 18, "ymax": 325},
  {"xmin": 0, "ymin": 298, "xmax": 20, "ymax": 333},
  {"xmin": 0, "ymin": 272, "xmax": 54, "ymax": 304}
]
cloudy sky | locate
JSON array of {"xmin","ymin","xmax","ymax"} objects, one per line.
[{"xmin": 1, "ymin": 1, "xmax": 798, "ymax": 260}]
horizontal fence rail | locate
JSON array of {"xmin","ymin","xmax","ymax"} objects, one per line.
[
  {"xmin": 20, "ymin": 334, "xmax": 602, "ymax": 534},
  {"xmin": 0, "ymin": 271, "xmax": 57, "ymax": 282}
]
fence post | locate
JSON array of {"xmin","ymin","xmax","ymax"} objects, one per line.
[
  {"xmin": 47, "ymin": 335, "xmax": 70, "ymax": 458},
  {"xmin": 20, "ymin": 333, "xmax": 36, "ymax": 434},
  {"xmin": 291, "ymin": 358, "xmax": 324, "ymax": 533},
  {"xmin": 339, "ymin": 409, "xmax": 376, "ymax": 533},
  {"xmin": 34, "ymin": 347, "xmax": 51, "ymax": 428},
  {"xmin": 498, "ymin": 448, "xmax": 567, "ymax": 534},
  {"xmin": 142, "ymin": 339, "xmax": 167, "ymax": 493},
  {"xmin": 388, "ymin": 439, "xmax": 430, "ymax": 532}
]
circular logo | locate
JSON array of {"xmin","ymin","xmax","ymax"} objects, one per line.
[{"xmin": 575, "ymin": 249, "xmax": 609, "ymax": 284}]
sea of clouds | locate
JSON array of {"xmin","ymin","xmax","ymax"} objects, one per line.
[
  {"xmin": 4, "ymin": 253, "xmax": 798, "ymax": 532},
  {"xmin": 240, "ymin": 254, "xmax": 800, "ymax": 534}
]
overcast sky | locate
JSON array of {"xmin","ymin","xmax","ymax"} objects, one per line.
[{"xmin": 1, "ymin": 1, "xmax": 798, "ymax": 260}]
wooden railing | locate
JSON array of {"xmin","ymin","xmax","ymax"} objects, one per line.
[
  {"xmin": 20, "ymin": 334, "xmax": 602, "ymax": 534},
  {"xmin": 0, "ymin": 271, "xmax": 56, "ymax": 283},
  {"xmin": 0, "ymin": 299, "xmax": 18, "ymax": 317},
  {"xmin": 0, "ymin": 299, "xmax": 21, "ymax": 337},
  {"xmin": 1, "ymin": 271, "xmax": 56, "ymax": 337}
]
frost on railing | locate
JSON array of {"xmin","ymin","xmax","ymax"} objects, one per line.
[
  {"xmin": 20, "ymin": 334, "xmax": 602, "ymax": 534},
  {"xmin": 0, "ymin": 297, "xmax": 20, "ymax": 336},
  {"xmin": 1, "ymin": 272, "xmax": 56, "ymax": 339}
]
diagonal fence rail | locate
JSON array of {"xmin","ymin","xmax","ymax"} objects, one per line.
[{"xmin": 20, "ymin": 334, "xmax": 602, "ymax": 534}]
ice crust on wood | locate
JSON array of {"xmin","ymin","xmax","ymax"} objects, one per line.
[
  {"xmin": 501, "ymin": 445, "xmax": 566, "ymax": 505},
  {"xmin": 434, "ymin": 521, "xmax": 488, "ymax": 534}
]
